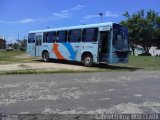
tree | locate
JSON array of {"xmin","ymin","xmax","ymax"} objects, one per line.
[
  {"xmin": 20, "ymin": 39, "xmax": 27, "ymax": 51},
  {"xmin": 15, "ymin": 39, "xmax": 27, "ymax": 51},
  {"xmin": 155, "ymin": 16, "xmax": 160, "ymax": 49},
  {"xmin": 121, "ymin": 10, "xmax": 160, "ymax": 55},
  {"xmin": 121, "ymin": 12, "xmax": 137, "ymax": 55},
  {"xmin": 13, "ymin": 43, "xmax": 20, "ymax": 50}
]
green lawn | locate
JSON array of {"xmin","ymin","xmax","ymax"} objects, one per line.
[
  {"xmin": 0, "ymin": 51, "xmax": 38, "ymax": 64},
  {"xmin": 118, "ymin": 55, "xmax": 160, "ymax": 70}
]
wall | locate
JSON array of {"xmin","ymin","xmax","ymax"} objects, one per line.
[
  {"xmin": 0, "ymin": 39, "xmax": 6, "ymax": 49},
  {"xmin": 132, "ymin": 46, "xmax": 160, "ymax": 56}
]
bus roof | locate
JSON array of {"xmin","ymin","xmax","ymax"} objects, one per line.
[{"xmin": 29, "ymin": 22, "xmax": 114, "ymax": 33}]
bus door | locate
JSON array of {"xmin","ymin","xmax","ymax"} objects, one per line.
[
  {"xmin": 35, "ymin": 33, "xmax": 42, "ymax": 56},
  {"xmin": 99, "ymin": 27, "xmax": 110, "ymax": 62},
  {"xmin": 27, "ymin": 33, "xmax": 36, "ymax": 56}
]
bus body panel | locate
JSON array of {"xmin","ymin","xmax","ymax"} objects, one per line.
[
  {"xmin": 29, "ymin": 23, "xmax": 113, "ymax": 34},
  {"xmin": 27, "ymin": 33, "xmax": 36, "ymax": 56},
  {"xmin": 27, "ymin": 43, "xmax": 35, "ymax": 56},
  {"xmin": 42, "ymin": 42, "xmax": 81, "ymax": 61},
  {"xmin": 41, "ymin": 43, "xmax": 56, "ymax": 58},
  {"xmin": 109, "ymin": 47, "xmax": 129, "ymax": 64},
  {"xmin": 81, "ymin": 42, "xmax": 98, "ymax": 63},
  {"xmin": 69, "ymin": 42, "xmax": 81, "ymax": 61},
  {"xmin": 41, "ymin": 42, "xmax": 98, "ymax": 62}
]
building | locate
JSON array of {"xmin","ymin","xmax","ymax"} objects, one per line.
[
  {"xmin": 0, "ymin": 36, "xmax": 6, "ymax": 49},
  {"xmin": 133, "ymin": 45, "xmax": 145, "ymax": 56},
  {"xmin": 132, "ymin": 45, "xmax": 160, "ymax": 56},
  {"xmin": 149, "ymin": 47, "xmax": 160, "ymax": 56}
]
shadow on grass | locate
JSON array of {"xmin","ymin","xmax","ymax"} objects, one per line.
[
  {"xmin": 95, "ymin": 64, "xmax": 142, "ymax": 71},
  {"xmin": 33, "ymin": 59, "xmax": 142, "ymax": 72}
]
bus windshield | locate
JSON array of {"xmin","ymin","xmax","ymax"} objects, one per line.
[{"xmin": 113, "ymin": 24, "xmax": 128, "ymax": 50}]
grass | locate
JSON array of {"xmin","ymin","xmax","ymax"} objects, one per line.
[
  {"xmin": 118, "ymin": 55, "xmax": 160, "ymax": 70},
  {"xmin": 0, "ymin": 50, "xmax": 160, "ymax": 75},
  {"xmin": 0, "ymin": 51, "xmax": 38, "ymax": 64},
  {"xmin": 0, "ymin": 68, "xmax": 106, "ymax": 75}
]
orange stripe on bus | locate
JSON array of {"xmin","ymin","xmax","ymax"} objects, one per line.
[{"xmin": 52, "ymin": 43, "xmax": 65, "ymax": 60}]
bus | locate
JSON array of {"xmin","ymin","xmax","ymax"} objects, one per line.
[{"xmin": 27, "ymin": 22, "xmax": 130, "ymax": 66}]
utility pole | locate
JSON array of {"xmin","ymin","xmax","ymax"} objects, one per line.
[
  {"xmin": 17, "ymin": 34, "xmax": 19, "ymax": 42},
  {"xmin": 99, "ymin": 13, "xmax": 103, "ymax": 23},
  {"xmin": 17, "ymin": 34, "xmax": 20, "ymax": 50}
]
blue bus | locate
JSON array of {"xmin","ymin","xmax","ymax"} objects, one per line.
[{"xmin": 27, "ymin": 22, "xmax": 130, "ymax": 66}]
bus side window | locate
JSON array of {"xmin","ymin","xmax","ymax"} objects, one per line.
[
  {"xmin": 57, "ymin": 30, "xmax": 68, "ymax": 43},
  {"xmin": 53, "ymin": 32, "xmax": 57, "ymax": 43},
  {"xmin": 82, "ymin": 28, "xmax": 98, "ymax": 42},
  {"xmin": 36, "ymin": 37, "xmax": 39, "ymax": 45},
  {"xmin": 43, "ymin": 33, "xmax": 47, "ymax": 43},
  {"xmin": 39, "ymin": 36, "xmax": 42, "ymax": 46},
  {"xmin": 68, "ymin": 29, "xmax": 82, "ymax": 43},
  {"xmin": 36, "ymin": 35, "xmax": 42, "ymax": 46},
  {"xmin": 44, "ymin": 32, "xmax": 56, "ymax": 43},
  {"xmin": 28, "ymin": 33, "xmax": 36, "ymax": 43}
]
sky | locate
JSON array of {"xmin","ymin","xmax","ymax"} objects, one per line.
[{"xmin": 0, "ymin": 0, "xmax": 160, "ymax": 43}]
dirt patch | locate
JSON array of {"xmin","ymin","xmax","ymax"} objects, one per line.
[
  {"xmin": 0, "ymin": 62, "xmax": 92, "ymax": 72},
  {"xmin": 0, "ymin": 53, "xmax": 95, "ymax": 72},
  {"xmin": 0, "ymin": 64, "xmax": 26, "ymax": 71},
  {"xmin": 13, "ymin": 53, "xmax": 32, "ymax": 59}
]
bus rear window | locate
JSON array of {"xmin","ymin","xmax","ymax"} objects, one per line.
[
  {"xmin": 28, "ymin": 33, "xmax": 36, "ymax": 43},
  {"xmin": 82, "ymin": 28, "xmax": 98, "ymax": 42}
]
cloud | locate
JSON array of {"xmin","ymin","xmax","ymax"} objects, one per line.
[
  {"xmin": 80, "ymin": 14, "xmax": 99, "ymax": 23},
  {"xmin": 0, "ymin": 18, "xmax": 49, "ymax": 24},
  {"xmin": 19, "ymin": 18, "xmax": 34, "ymax": 24},
  {"xmin": 0, "ymin": 4, "xmax": 85, "ymax": 24},
  {"xmin": 81, "ymin": 11, "xmax": 119, "ymax": 23},
  {"xmin": 0, "ymin": 21, "xmax": 15, "ymax": 24},
  {"xmin": 83, "ymin": 15, "xmax": 99, "ymax": 20},
  {"xmin": 71, "ymin": 5, "xmax": 84, "ymax": 11},
  {"xmin": 51, "ymin": 5, "xmax": 84, "ymax": 19},
  {"xmin": 0, "ymin": 19, "xmax": 34, "ymax": 24},
  {"xmin": 51, "ymin": 10, "xmax": 71, "ymax": 19},
  {"xmin": 0, "ymin": 16, "xmax": 66, "ymax": 25},
  {"xmin": 105, "ymin": 11, "xmax": 119, "ymax": 17}
]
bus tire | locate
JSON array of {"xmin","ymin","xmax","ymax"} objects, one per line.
[
  {"xmin": 42, "ymin": 51, "xmax": 49, "ymax": 62},
  {"xmin": 83, "ymin": 54, "xmax": 93, "ymax": 67}
]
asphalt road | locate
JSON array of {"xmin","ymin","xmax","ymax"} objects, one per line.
[{"xmin": 0, "ymin": 71, "xmax": 160, "ymax": 114}]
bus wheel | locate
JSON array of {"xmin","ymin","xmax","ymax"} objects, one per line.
[
  {"xmin": 83, "ymin": 54, "xmax": 93, "ymax": 67},
  {"xmin": 42, "ymin": 52, "xmax": 49, "ymax": 62}
]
